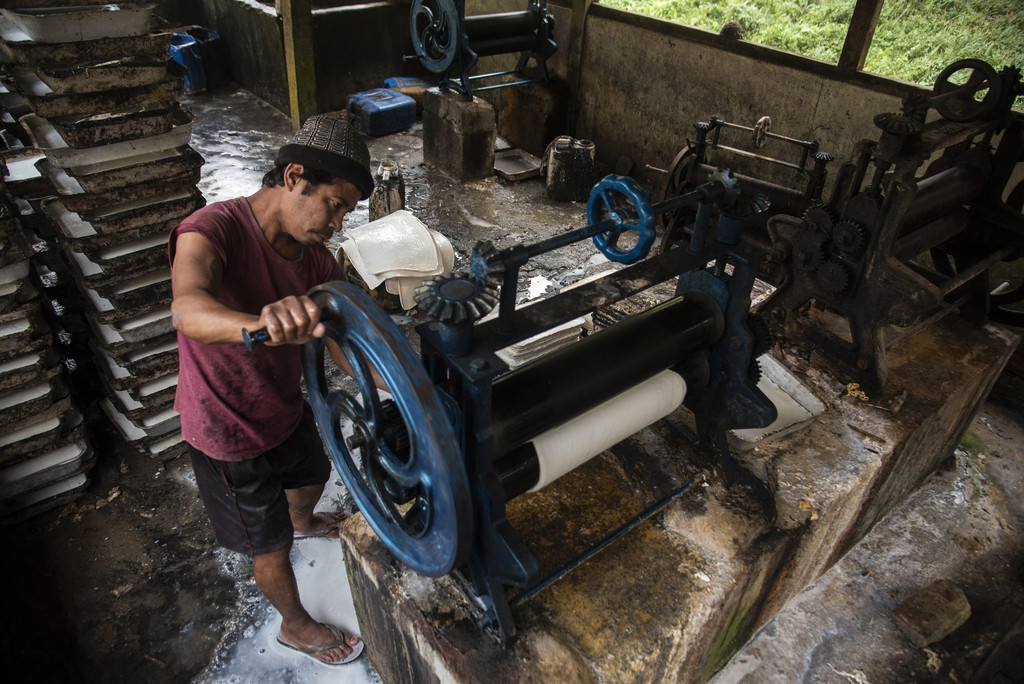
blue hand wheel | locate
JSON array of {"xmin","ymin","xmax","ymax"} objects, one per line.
[
  {"xmin": 587, "ymin": 175, "xmax": 656, "ymax": 263},
  {"xmin": 301, "ymin": 281, "xmax": 471, "ymax": 577}
]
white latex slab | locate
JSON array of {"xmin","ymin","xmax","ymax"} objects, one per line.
[
  {"xmin": 340, "ymin": 210, "xmax": 443, "ymax": 289},
  {"xmin": 730, "ymin": 354, "xmax": 827, "ymax": 450}
]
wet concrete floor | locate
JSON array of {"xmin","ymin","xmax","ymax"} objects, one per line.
[
  {"xmin": 0, "ymin": 84, "xmax": 1021, "ymax": 683},
  {"xmin": 0, "ymin": 84, "xmax": 606, "ymax": 684}
]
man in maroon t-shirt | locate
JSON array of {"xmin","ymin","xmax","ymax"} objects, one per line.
[{"xmin": 169, "ymin": 115, "xmax": 373, "ymax": 666}]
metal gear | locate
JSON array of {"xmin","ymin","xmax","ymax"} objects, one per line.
[
  {"xmin": 747, "ymin": 313, "xmax": 774, "ymax": 357},
  {"xmin": 746, "ymin": 313, "xmax": 774, "ymax": 383},
  {"xmin": 415, "ymin": 274, "xmax": 499, "ymax": 325},
  {"xmin": 815, "ymin": 259, "xmax": 852, "ymax": 298},
  {"xmin": 802, "ymin": 203, "xmax": 836, "ymax": 234},
  {"xmin": 831, "ymin": 219, "xmax": 867, "ymax": 255},
  {"xmin": 791, "ymin": 232, "xmax": 827, "ymax": 272},
  {"xmin": 873, "ymin": 112, "xmax": 924, "ymax": 137},
  {"xmin": 469, "ymin": 239, "xmax": 503, "ymax": 283}
]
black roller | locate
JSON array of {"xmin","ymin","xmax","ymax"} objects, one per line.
[
  {"xmin": 900, "ymin": 164, "xmax": 987, "ymax": 233},
  {"xmin": 465, "ymin": 11, "xmax": 540, "ymax": 39},
  {"xmin": 489, "ymin": 293, "xmax": 723, "ymax": 457},
  {"xmin": 469, "ymin": 34, "xmax": 541, "ymax": 58}
]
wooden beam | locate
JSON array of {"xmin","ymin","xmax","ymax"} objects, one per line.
[
  {"xmin": 278, "ymin": 0, "xmax": 317, "ymax": 130},
  {"xmin": 567, "ymin": 0, "xmax": 595, "ymax": 102},
  {"xmin": 566, "ymin": 0, "xmax": 595, "ymax": 134},
  {"xmin": 838, "ymin": 0, "xmax": 885, "ymax": 71}
]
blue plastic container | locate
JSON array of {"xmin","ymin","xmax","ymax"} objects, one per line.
[
  {"xmin": 383, "ymin": 76, "xmax": 432, "ymax": 91},
  {"xmin": 170, "ymin": 33, "xmax": 206, "ymax": 94},
  {"xmin": 347, "ymin": 88, "xmax": 417, "ymax": 136}
]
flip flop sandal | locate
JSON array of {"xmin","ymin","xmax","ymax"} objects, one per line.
[
  {"xmin": 293, "ymin": 511, "xmax": 347, "ymax": 540},
  {"xmin": 276, "ymin": 623, "xmax": 365, "ymax": 665}
]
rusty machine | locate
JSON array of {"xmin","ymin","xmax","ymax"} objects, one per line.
[
  {"xmin": 660, "ymin": 59, "xmax": 1024, "ymax": 390},
  {"xmin": 293, "ymin": 168, "xmax": 778, "ymax": 643},
  {"xmin": 408, "ymin": 0, "xmax": 557, "ymax": 98}
]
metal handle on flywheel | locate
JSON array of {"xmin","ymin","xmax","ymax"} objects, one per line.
[{"xmin": 242, "ymin": 327, "xmax": 270, "ymax": 351}]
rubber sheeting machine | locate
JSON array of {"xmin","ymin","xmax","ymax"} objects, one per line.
[
  {"xmin": 759, "ymin": 59, "xmax": 1024, "ymax": 390},
  {"xmin": 409, "ymin": 0, "xmax": 557, "ymax": 98},
  {"xmin": 299, "ymin": 170, "xmax": 778, "ymax": 643}
]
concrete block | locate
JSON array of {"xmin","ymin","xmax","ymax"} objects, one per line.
[
  {"xmin": 423, "ymin": 88, "xmax": 496, "ymax": 181},
  {"xmin": 490, "ymin": 80, "xmax": 570, "ymax": 159}
]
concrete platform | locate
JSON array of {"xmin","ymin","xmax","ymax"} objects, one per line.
[{"xmin": 340, "ymin": 313, "xmax": 1019, "ymax": 682}]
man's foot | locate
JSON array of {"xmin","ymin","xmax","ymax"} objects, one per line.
[
  {"xmin": 277, "ymin": 622, "xmax": 364, "ymax": 665},
  {"xmin": 292, "ymin": 511, "xmax": 347, "ymax": 540}
]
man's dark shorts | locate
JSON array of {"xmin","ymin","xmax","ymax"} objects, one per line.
[{"xmin": 188, "ymin": 403, "xmax": 332, "ymax": 556}]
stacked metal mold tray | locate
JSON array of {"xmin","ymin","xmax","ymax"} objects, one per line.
[
  {"xmin": 1, "ymin": 158, "xmax": 94, "ymax": 524},
  {"xmin": 0, "ymin": 3, "xmax": 205, "ymax": 462}
]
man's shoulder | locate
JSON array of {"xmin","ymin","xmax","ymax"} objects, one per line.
[
  {"xmin": 176, "ymin": 197, "xmax": 251, "ymax": 237},
  {"xmin": 183, "ymin": 197, "xmax": 247, "ymax": 223}
]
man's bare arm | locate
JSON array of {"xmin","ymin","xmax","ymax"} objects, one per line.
[{"xmin": 170, "ymin": 231, "xmax": 326, "ymax": 346}]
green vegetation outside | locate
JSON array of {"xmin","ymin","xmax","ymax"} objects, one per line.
[{"xmin": 597, "ymin": 0, "xmax": 1024, "ymax": 90}]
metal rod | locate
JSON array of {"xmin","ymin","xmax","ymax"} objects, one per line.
[
  {"xmin": 512, "ymin": 478, "xmax": 694, "ymax": 605},
  {"xmin": 468, "ymin": 69, "xmax": 524, "ymax": 81},
  {"xmin": 470, "ymin": 79, "xmax": 543, "ymax": 93},
  {"xmin": 703, "ymin": 144, "xmax": 814, "ymax": 174},
  {"xmin": 708, "ymin": 119, "xmax": 818, "ymax": 149},
  {"xmin": 938, "ymin": 246, "xmax": 1016, "ymax": 296}
]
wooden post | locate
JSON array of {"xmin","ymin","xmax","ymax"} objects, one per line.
[
  {"xmin": 567, "ymin": 0, "xmax": 595, "ymax": 105},
  {"xmin": 278, "ymin": 0, "xmax": 317, "ymax": 130},
  {"xmin": 838, "ymin": 0, "xmax": 885, "ymax": 71}
]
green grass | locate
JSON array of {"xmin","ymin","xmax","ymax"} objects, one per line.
[{"xmin": 598, "ymin": 0, "xmax": 1024, "ymax": 89}]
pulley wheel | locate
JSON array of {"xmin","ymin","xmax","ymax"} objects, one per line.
[
  {"xmin": 988, "ymin": 178, "xmax": 1024, "ymax": 327},
  {"xmin": 410, "ymin": 0, "xmax": 460, "ymax": 74},
  {"xmin": 932, "ymin": 59, "xmax": 1003, "ymax": 123},
  {"xmin": 587, "ymin": 174, "xmax": 656, "ymax": 263},
  {"xmin": 658, "ymin": 145, "xmax": 699, "ymax": 252},
  {"xmin": 301, "ymin": 281, "xmax": 471, "ymax": 576}
]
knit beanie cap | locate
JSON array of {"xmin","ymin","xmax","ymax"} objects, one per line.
[{"xmin": 275, "ymin": 114, "xmax": 374, "ymax": 200}]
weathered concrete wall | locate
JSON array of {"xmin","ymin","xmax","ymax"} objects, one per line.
[
  {"xmin": 156, "ymin": 0, "xmax": 289, "ymax": 111},
  {"xmin": 572, "ymin": 4, "xmax": 924, "ymax": 195},
  {"xmin": 310, "ymin": 3, "xmax": 432, "ymax": 112},
  {"xmin": 156, "ymin": 1, "xmax": 430, "ymax": 116}
]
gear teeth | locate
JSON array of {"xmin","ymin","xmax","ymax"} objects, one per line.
[
  {"xmin": 831, "ymin": 219, "xmax": 867, "ymax": 254},
  {"xmin": 732, "ymin": 193, "xmax": 771, "ymax": 216},
  {"xmin": 414, "ymin": 274, "xmax": 499, "ymax": 325},
  {"xmin": 873, "ymin": 112, "xmax": 924, "ymax": 137},
  {"xmin": 902, "ymin": 94, "xmax": 931, "ymax": 122},
  {"xmin": 747, "ymin": 313, "xmax": 774, "ymax": 357},
  {"xmin": 470, "ymin": 240, "xmax": 504, "ymax": 283},
  {"xmin": 815, "ymin": 259, "xmax": 853, "ymax": 297},
  {"xmin": 802, "ymin": 203, "xmax": 837, "ymax": 234},
  {"xmin": 748, "ymin": 358, "xmax": 763, "ymax": 383}
]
